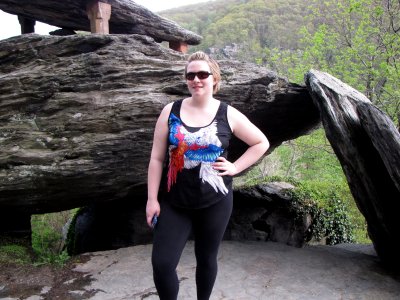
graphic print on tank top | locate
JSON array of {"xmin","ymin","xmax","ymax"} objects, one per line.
[{"xmin": 167, "ymin": 112, "xmax": 229, "ymax": 195}]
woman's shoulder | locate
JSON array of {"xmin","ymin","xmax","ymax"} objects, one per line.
[
  {"xmin": 226, "ymin": 104, "xmax": 250, "ymax": 131},
  {"xmin": 226, "ymin": 103, "xmax": 244, "ymax": 118},
  {"xmin": 157, "ymin": 102, "xmax": 174, "ymax": 122},
  {"xmin": 163, "ymin": 98, "xmax": 184, "ymax": 110},
  {"xmin": 159, "ymin": 98, "xmax": 186, "ymax": 118},
  {"xmin": 161, "ymin": 102, "xmax": 173, "ymax": 112}
]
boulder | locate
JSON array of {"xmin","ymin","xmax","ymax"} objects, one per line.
[
  {"xmin": 228, "ymin": 182, "xmax": 312, "ymax": 247},
  {"xmin": 0, "ymin": 34, "xmax": 320, "ymax": 215},
  {"xmin": 305, "ymin": 69, "xmax": 400, "ymax": 269},
  {"xmin": 68, "ymin": 182, "xmax": 312, "ymax": 254}
]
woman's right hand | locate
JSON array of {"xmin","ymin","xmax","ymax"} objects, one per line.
[{"xmin": 146, "ymin": 199, "xmax": 160, "ymax": 228}]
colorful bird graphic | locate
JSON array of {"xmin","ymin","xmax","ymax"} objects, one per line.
[{"xmin": 167, "ymin": 113, "xmax": 228, "ymax": 194}]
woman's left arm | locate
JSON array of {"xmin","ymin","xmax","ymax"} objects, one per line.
[{"xmin": 213, "ymin": 105, "xmax": 269, "ymax": 176}]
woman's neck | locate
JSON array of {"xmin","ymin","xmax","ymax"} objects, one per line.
[{"xmin": 189, "ymin": 95, "xmax": 215, "ymax": 108}]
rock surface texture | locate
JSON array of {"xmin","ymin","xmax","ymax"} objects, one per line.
[
  {"xmin": 68, "ymin": 182, "xmax": 310, "ymax": 254},
  {"xmin": 2, "ymin": 241, "xmax": 400, "ymax": 300},
  {"xmin": 0, "ymin": 0, "xmax": 202, "ymax": 44},
  {"xmin": 305, "ymin": 69, "xmax": 400, "ymax": 269},
  {"xmin": 1, "ymin": 34, "xmax": 400, "ymax": 271},
  {"xmin": 228, "ymin": 182, "xmax": 312, "ymax": 247},
  {"xmin": 0, "ymin": 34, "xmax": 320, "ymax": 214}
]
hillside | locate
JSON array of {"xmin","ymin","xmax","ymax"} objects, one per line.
[{"xmin": 160, "ymin": 0, "xmax": 312, "ymax": 58}]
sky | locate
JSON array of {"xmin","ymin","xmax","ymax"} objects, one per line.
[{"xmin": 0, "ymin": 0, "xmax": 212, "ymax": 40}]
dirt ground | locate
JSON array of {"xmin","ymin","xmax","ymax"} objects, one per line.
[{"xmin": 0, "ymin": 255, "xmax": 97, "ymax": 300}]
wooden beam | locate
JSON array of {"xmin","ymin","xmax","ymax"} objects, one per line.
[
  {"xmin": 86, "ymin": 1, "xmax": 112, "ymax": 34},
  {"xmin": 169, "ymin": 41, "xmax": 188, "ymax": 53}
]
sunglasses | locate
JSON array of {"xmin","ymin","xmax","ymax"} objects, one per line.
[{"xmin": 185, "ymin": 71, "xmax": 213, "ymax": 81}]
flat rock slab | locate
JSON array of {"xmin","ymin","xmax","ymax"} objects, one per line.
[
  {"xmin": 10, "ymin": 241, "xmax": 395, "ymax": 300},
  {"xmin": 0, "ymin": 0, "xmax": 201, "ymax": 44},
  {"xmin": 0, "ymin": 34, "xmax": 319, "ymax": 214}
]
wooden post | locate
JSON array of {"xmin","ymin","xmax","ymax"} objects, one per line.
[
  {"xmin": 169, "ymin": 41, "xmax": 188, "ymax": 53},
  {"xmin": 86, "ymin": 1, "xmax": 112, "ymax": 34},
  {"xmin": 18, "ymin": 16, "xmax": 36, "ymax": 34}
]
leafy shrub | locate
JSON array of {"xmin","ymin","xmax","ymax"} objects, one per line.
[
  {"xmin": 285, "ymin": 180, "xmax": 355, "ymax": 244},
  {"xmin": 31, "ymin": 210, "xmax": 76, "ymax": 266},
  {"xmin": 257, "ymin": 177, "xmax": 356, "ymax": 245}
]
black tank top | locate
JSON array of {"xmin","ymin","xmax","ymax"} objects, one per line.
[{"xmin": 164, "ymin": 99, "xmax": 233, "ymax": 209}]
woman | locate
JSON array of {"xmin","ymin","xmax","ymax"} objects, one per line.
[{"xmin": 146, "ymin": 51, "xmax": 269, "ymax": 300}]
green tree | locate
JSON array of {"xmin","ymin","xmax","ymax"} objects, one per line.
[
  {"xmin": 203, "ymin": 15, "xmax": 258, "ymax": 48},
  {"xmin": 162, "ymin": 0, "xmax": 311, "ymax": 60},
  {"xmin": 264, "ymin": 0, "xmax": 400, "ymax": 122}
]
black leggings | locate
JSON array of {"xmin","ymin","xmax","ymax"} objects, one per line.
[{"xmin": 151, "ymin": 196, "xmax": 233, "ymax": 300}]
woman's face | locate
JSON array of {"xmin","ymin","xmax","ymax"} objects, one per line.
[{"xmin": 186, "ymin": 60, "xmax": 215, "ymax": 97}]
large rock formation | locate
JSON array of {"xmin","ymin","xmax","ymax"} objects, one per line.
[
  {"xmin": 68, "ymin": 182, "xmax": 312, "ymax": 254},
  {"xmin": 305, "ymin": 70, "xmax": 400, "ymax": 269},
  {"xmin": 1, "ymin": 33, "xmax": 399, "ymax": 271},
  {"xmin": 228, "ymin": 182, "xmax": 312, "ymax": 247},
  {"xmin": 0, "ymin": 0, "xmax": 202, "ymax": 45},
  {"xmin": 0, "ymin": 34, "xmax": 320, "ymax": 215}
]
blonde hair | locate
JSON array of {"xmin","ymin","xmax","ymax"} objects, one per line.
[{"xmin": 184, "ymin": 51, "xmax": 221, "ymax": 94}]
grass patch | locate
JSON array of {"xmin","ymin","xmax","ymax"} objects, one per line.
[
  {"xmin": 31, "ymin": 209, "xmax": 77, "ymax": 266},
  {"xmin": 0, "ymin": 244, "xmax": 32, "ymax": 265},
  {"xmin": 0, "ymin": 209, "xmax": 78, "ymax": 267}
]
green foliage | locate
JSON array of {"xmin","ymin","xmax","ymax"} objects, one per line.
[
  {"xmin": 264, "ymin": 0, "xmax": 400, "ymax": 122},
  {"xmin": 241, "ymin": 129, "xmax": 347, "ymax": 185},
  {"xmin": 162, "ymin": 0, "xmax": 312, "ymax": 60},
  {"xmin": 31, "ymin": 210, "xmax": 76, "ymax": 266},
  {"xmin": 249, "ymin": 176, "xmax": 355, "ymax": 244},
  {"xmin": 286, "ymin": 180, "xmax": 355, "ymax": 244},
  {"xmin": 0, "ymin": 244, "xmax": 32, "ymax": 265},
  {"xmin": 0, "ymin": 210, "xmax": 78, "ymax": 266},
  {"xmin": 236, "ymin": 128, "xmax": 370, "ymax": 244}
]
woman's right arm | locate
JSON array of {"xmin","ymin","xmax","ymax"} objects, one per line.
[{"xmin": 146, "ymin": 103, "xmax": 173, "ymax": 227}]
